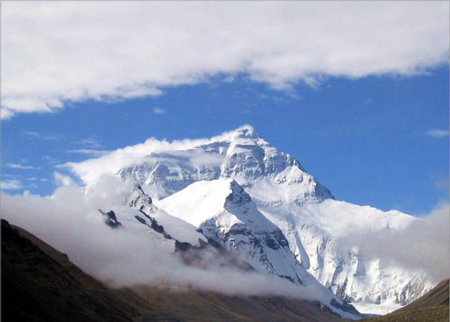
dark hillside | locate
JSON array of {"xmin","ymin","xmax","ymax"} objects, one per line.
[
  {"xmin": 1, "ymin": 219, "xmax": 343, "ymax": 321},
  {"xmin": 1, "ymin": 219, "xmax": 166, "ymax": 322}
]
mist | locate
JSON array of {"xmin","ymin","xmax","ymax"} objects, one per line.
[
  {"xmin": 338, "ymin": 203, "xmax": 449, "ymax": 282},
  {"xmin": 2, "ymin": 170, "xmax": 447, "ymax": 307},
  {"xmin": 66, "ymin": 125, "xmax": 251, "ymax": 186},
  {"xmin": 0, "ymin": 180, "xmax": 328, "ymax": 302}
]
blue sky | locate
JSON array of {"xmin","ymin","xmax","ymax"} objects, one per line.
[
  {"xmin": 1, "ymin": 2, "xmax": 449, "ymax": 216},
  {"xmin": 3, "ymin": 66, "xmax": 448, "ymax": 215}
]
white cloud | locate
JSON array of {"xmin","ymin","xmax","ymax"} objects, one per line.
[
  {"xmin": 153, "ymin": 107, "xmax": 166, "ymax": 115},
  {"xmin": 42, "ymin": 156, "xmax": 60, "ymax": 165},
  {"xmin": 67, "ymin": 126, "xmax": 249, "ymax": 185},
  {"xmin": 78, "ymin": 138, "xmax": 102, "ymax": 149},
  {"xmin": 1, "ymin": 108, "xmax": 14, "ymax": 119},
  {"xmin": 339, "ymin": 203, "xmax": 450, "ymax": 282},
  {"xmin": 2, "ymin": 2, "xmax": 448, "ymax": 118},
  {"xmin": 0, "ymin": 184, "xmax": 329, "ymax": 302},
  {"xmin": 425, "ymin": 129, "xmax": 450, "ymax": 138},
  {"xmin": 54, "ymin": 171, "xmax": 76, "ymax": 187},
  {"xmin": 23, "ymin": 131, "xmax": 63, "ymax": 141},
  {"xmin": 6, "ymin": 163, "xmax": 39, "ymax": 170},
  {"xmin": 1, "ymin": 179, "xmax": 23, "ymax": 191}
]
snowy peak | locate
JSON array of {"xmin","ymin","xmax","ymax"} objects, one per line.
[
  {"xmin": 119, "ymin": 125, "xmax": 333, "ymax": 202},
  {"xmin": 156, "ymin": 179, "xmax": 277, "ymax": 233},
  {"xmin": 228, "ymin": 124, "xmax": 258, "ymax": 141},
  {"xmin": 155, "ymin": 178, "xmax": 360, "ymax": 319},
  {"xmin": 221, "ymin": 138, "xmax": 266, "ymax": 179},
  {"xmin": 219, "ymin": 134, "xmax": 333, "ymax": 201},
  {"xmin": 79, "ymin": 125, "xmax": 431, "ymax": 316},
  {"xmin": 223, "ymin": 180, "xmax": 280, "ymax": 233},
  {"xmin": 127, "ymin": 183, "xmax": 154, "ymax": 212},
  {"xmin": 220, "ymin": 125, "xmax": 286, "ymax": 179},
  {"xmin": 97, "ymin": 183, "xmax": 208, "ymax": 247},
  {"xmin": 158, "ymin": 179, "xmax": 314, "ymax": 283},
  {"xmin": 225, "ymin": 180, "xmax": 253, "ymax": 210}
]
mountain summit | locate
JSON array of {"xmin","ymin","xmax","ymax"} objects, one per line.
[
  {"xmin": 115, "ymin": 125, "xmax": 433, "ymax": 314},
  {"xmin": 119, "ymin": 125, "xmax": 333, "ymax": 203}
]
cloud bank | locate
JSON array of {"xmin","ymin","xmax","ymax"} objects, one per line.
[
  {"xmin": 1, "ymin": 179, "xmax": 23, "ymax": 191},
  {"xmin": 6, "ymin": 163, "xmax": 39, "ymax": 170},
  {"xmin": 60, "ymin": 126, "xmax": 450, "ymax": 284},
  {"xmin": 2, "ymin": 2, "xmax": 448, "ymax": 118},
  {"xmin": 0, "ymin": 184, "xmax": 328, "ymax": 301},
  {"xmin": 67, "ymin": 127, "xmax": 243, "ymax": 185},
  {"xmin": 425, "ymin": 129, "xmax": 450, "ymax": 138},
  {"xmin": 338, "ymin": 203, "xmax": 450, "ymax": 282}
]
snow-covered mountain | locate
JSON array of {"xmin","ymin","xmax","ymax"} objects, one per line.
[
  {"xmin": 114, "ymin": 125, "xmax": 434, "ymax": 314},
  {"xmin": 158, "ymin": 178, "xmax": 360, "ymax": 318},
  {"xmin": 255, "ymin": 200, "xmax": 432, "ymax": 314},
  {"xmin": 158, "ymin": 178, "xmax": 316, "ymax": 285},
  {"xmin": 90, "ymin": 179, "xmax": 360, "ymax": 319},
  {"xmin": 118, "ymin": 125, "xmax": 332, "ymax": 203},
  {"xmin": 125, "ymin": 184, "xmax": 207, "ymax": 248},
  {"xmin": 95, "ymin": 183, "xmax": 208, "ymax": 254}
]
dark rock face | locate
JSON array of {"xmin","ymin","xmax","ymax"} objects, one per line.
[
  {"xmin": 134, "ymin": 215, "xmax": 147, "ymax": 225},
  {"xmin": 127, "ymin": 184, "xmax": 153, "ymax": 208},
  {"xmin": 132, "ymin": 210, "xmax": 172, "ymax": 240},
  {"xmin": 264, "ymin": 230, "xmax": 290, "ymax": 250},
  {"xmin": 200, "ymin": 218, "xmax": 307, "ymax": 285},
  {"xmin": 195, "ymin": 180, "xmax": 314, "ymax": 287},
  {"xmin": 174, "ymin": 240, "xmax": 192, "ymax": 251},
  {"xmin": 98, "ymin": 209, "xmax": 122, "ymax": 228}
]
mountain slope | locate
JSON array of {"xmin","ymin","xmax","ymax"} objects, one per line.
[
  {"xmin": 117, "ymin": 125, "xmax": 434, "ymax": 313},
  {"xmin": 1, "ymin": 219, "xmax": 344, "ymax": 322},
  {"xmin": 91, "ymin": 178, "xmax": 361, "ymax": 318},
  {"xmin": 1, "ymin": 219, "xmax": 153, "ymax": 322},
  {"xmin": 157, "ymin": 178, "xmax": 360, "ymax": 319},
  {"xmin": 119, "ymin": 125, "xmax": 332, "ymax": 203},
  {"xmin": 255, "ymin": 199, "xmax": 432, "ymax": 314},
  {"xmin": 128, "ymin": 285, "xmax": 343, "ymax": 322},
  {"xmin": 157, "ymin": 178, "xmax": 319, "ymax": 284},
  {"xmin": 395, "ymin": 278, "xmax": 449, "ymax": 312},
  {"xmin": 363, "ymin": 279, "xmax": 449, "ymax": 322}
]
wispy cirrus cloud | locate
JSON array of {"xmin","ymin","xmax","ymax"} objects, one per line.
[
  {"xmin": 67, "ymin": 137, "xmax": 108, "ymax": 157},
  {"xmin": 6, "ymin": 163, "xmax": 40, "ymax": 170},
  {"xmin": 153, "ymin": 107, "xmax": 166, "ymax": 115},
  {"xmin": 2, "ymin": 2, "xmax": 448, "ymax": 119},
  {"xmin": 27, "ymin": 177, "xmax": 48, "ymax": 182},
  {"xmin": 42, "ymin": 156, "xmax": 60, "ymax": 166},
  {"xmin": 23, "ymin": 131, "xmax": 63, "ymax": 141},
  {"xmin": 78, "ymin": 137, "xmax": 102, "ymax": 149},
  {"xmin": 1, "ymin": 179, "xmax": 23, "ymax": 191},
  {"xmin": 54, "ymin": 171, "xmax": 76, "ymax": 187},
  {"xmin": 425, "ymin": 129, "xmax": 449, "ymax": 138}
]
